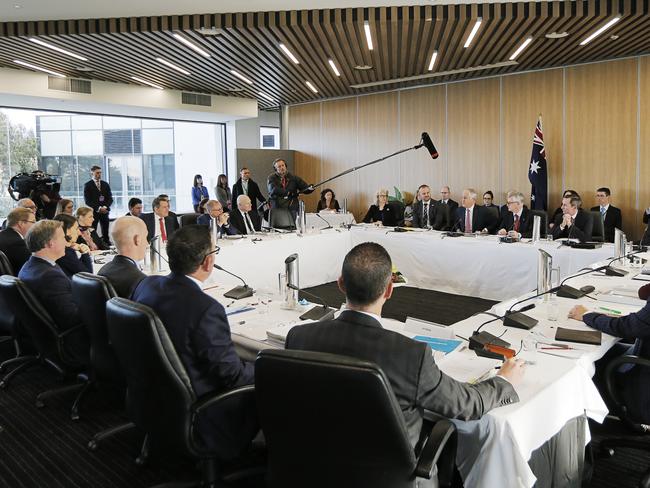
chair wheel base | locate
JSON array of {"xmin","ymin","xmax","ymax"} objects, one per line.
[{"xmin": 87, "ymin": 440, "xmax": 98, "ymax": 451}]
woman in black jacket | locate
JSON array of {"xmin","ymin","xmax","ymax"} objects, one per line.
[
  {"xmin": 363, "ymin": 189, "xmax": 397, "ymax": 226},
  {"xmin": 53, "ymin": 214, "xmax": 93, "ymax": 278}
]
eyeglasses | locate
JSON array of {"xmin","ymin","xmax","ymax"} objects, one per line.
[
  {"xmin": 20, "ymin": 219, "xmax": 36, "ymax": 224},
  {"xmin": 203, "ymin": 246, "xmax": 220, "ymax": 261}
]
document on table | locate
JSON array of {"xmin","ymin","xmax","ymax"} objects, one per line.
[{"xmin": 440, "ymin": 354, "xmax": 501, "ymax": 383}]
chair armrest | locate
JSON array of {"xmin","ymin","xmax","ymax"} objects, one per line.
[
  {"xmin": 191, "ymin": 384, "xmax": 255, "ymax": 416},
  {"xmin": 414, "ymin": 419, "xmax": 457, "ymax": 480},
  {"xmin": 604, "ymin": 355, "xmax": 650, "ymax": 433}
]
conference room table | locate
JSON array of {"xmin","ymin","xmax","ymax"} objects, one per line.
[{"xmin": 117, "ymin": 227, "xmax": 636, "ymax": 487}]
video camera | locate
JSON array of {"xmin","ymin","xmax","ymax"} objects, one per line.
[{"xmin": 7, "ymin": 170, "xmax": 61, "ymax": 201}]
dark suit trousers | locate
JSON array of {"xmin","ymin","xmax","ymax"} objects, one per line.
[{"xmin": 94, "ymin": 211, "xmax": 110, "ymax": 243}]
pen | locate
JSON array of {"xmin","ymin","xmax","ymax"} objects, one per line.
[
  {"xmin": 541, "ymin": 346, "xmax": 575, "ymax": 350},
  {"xmin": 226, "ymin": 300, "xmax": 235, "ymax": 307},
  {"xmin": 598, "ymin": 306, "xmax": 622, "ymax": 315}
]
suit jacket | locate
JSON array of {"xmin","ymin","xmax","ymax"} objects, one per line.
[
  {"xmin": 0, "ymin": 227, "xmax": 30, "ymax": 275},
  {"xmin": 83, "ymin": 179, "xmax": 113, "ymax": 213},
  {"xmin": 97, "ymin": 255, "xmax": 146, "ymax": 298},
  {"xmin": 232, "ymin": 178, "xmax": 266, "ymax": 210},
  {"xmin": 441, "ymin": 199, "xmax": 459, "ymax": 215},
  {"xmin": 454, "ymin": 205, "xmax": 498, "ymax": 234},
  {"xmin": 286, "ymin": 310, "xmax": 518, "ymax": 448},
  {"xmin": 411, "ymin": 200, "xmax": 447, "ymax": 230},
  {"xmin": 362, "ymin": 204, "xmax": 398, "ymax": 227},
  {"xmin": 196, "ymin": 214, "xmax": 238, "ymax": 236},
  {"xmin": 590, "ymin": 205, "xmax": 622, "ymax": 243},
  {"xmin": 551, "ymin": 210, "xmax": 593, "ymax": 242},
  {"xmin": 140, "ymin": 212, "xmax": 180, "ymax": 242},
  {"xmin": 499, "ymin": 207, "xmax": 534, "ymax": 238},
  {"xmin": 229, "ymin": 209, "xmax": 261, "ymax": 235},
  {"xmin": 132, "ymin": 273, "xmax": 256, "ymax": 455},
  {"xmin": 584, "ymin": 301, "xmax": 650, "ymax": 423},
  {"xmin": 56, "ymin": 246, "xmax": 93, "ymax": 278},
  {"xmin": 267, "ymin": 172, "xmax": 311, "ymax": 212}
]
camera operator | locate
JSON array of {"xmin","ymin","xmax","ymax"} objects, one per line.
[{"xmin": 30, "ymin": 170, "xmax": 62, "ymax": 219}]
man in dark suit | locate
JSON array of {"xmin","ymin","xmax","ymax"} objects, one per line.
[
  {"xmin": 439, "ymin": 185, "xmax": 459, "ymax": 215},
  {"xmin": 591, "ymin": 187, "xmax": 622, "ymax": 243},
  {"xmin": 98, "ymin": 216, "xmax": 147, "ymax": 298},
  {"xmin": 230, "ymin": 195, "xmax": 261, "ymax": 235},
  {"xmin": 125, "ymin": 197, "xmax": 143, "ymax": 218},
  {"xmin": 569, "ymin": 301, "xmax": 650, "ymax": 424},
  {"xmin": 18, "ymin": 220, "xmax": 89, "ymax": 363},
  {"xmin": 83, "ymin": 165, "xmax": 113, "ymax": 246},
  {"xmin": 197, "ymin": 200, "xmax": 238, "ymax": 236},
  {"xmin": 551, "ymin": 195, "xmax": 593, "ymax": 242},
  {"xmin": 497, "ymin": 191, "xmax": 533, "ymax": 239},
  {"xmin": 286, "ymin": 242, "xmax": 523, "ymax": 448},
  {"xmin": 267, "ymin": 158, "xmax": 314, "ymax": 216},
  {"xmin": 0, "ymin": 207, "xmax": 35, "ymax": 274},
  {"xmin": 131, "ymin": 225, "xmax": 256, "ymax": 456},
  {"xmin": 140, "ymin": 196, "xmax": 180, "ymax": 243},
  {"xmin": 454, "ymin": 188, "xmax": 498, "ymax": 234},
  {"xmin": 231, "ymin": 167, "xmax": 266, "ymax": 211},
  {"xmin": 412, "ymin": 185, "xmax": 447, "ymax": 230}
]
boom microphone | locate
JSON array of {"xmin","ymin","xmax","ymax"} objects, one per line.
[{"xmin": 421, "ymin": 132, "xmax": 439, "ymax": 159}]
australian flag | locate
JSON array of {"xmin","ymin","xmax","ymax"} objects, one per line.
[{"xmin": 528, "ymin": 117, "xmax": 548, "ymax": 211}]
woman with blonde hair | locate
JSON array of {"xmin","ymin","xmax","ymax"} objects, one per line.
[
  {"xmin": 362, "ymin": 188, "xmax": 397, "ymax": 226},
  {"xmin": 75, "ymin": 206, "xmax": 109, "ymax": 250}
]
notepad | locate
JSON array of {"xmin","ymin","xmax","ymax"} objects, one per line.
[
  {"xmin": 555, "ymin": 327, "xmax": 602, "ymax": 346},
  {"xmin": 413, "ymin": 336, "xmax": 462, "ymax": 354}
]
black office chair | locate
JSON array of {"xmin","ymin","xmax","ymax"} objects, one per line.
[
  {"xmin": 485, "ymin": 206, "xmax": 499, "ymax": 225},
  {"xmin": 179, "ymin": 213, "xmax": 200, "ymax": 227},
  {"xmin": 437, "ymin": 203, "xmax": 452, "ymax": 231},
  {"xmin": 255, "ymin": 349, "xmax": 457, "ymax": 488},
  {"xmin": 0, "ymin": 251, "xmax": 22, "ymax": 365},
  {"xmin": 389, "ymin": 201, "xmax": 406, "ymax": 227},
  {"xmin": 0, "ymin": 275, "xmax": 88, "ymax": 418},
  {"xmin": 106, "ymin": 298, "xmax": 263, "ymax": 487},
  {"xmin": 269, "ymin": 207, "xmax": 295, "ymax": 230},
  {"xmin": 529, "ymin": 210, "xmax": 548, "ymax": 237},
  {"xmin": 72, "ymin": 273, "xmax": 136, "ymax": 444},
  {"xmin": 590, "ymin": 211, "xmax": 605, "ymax": 242},
  {"xmin": 598, "ymin": 355, "xmax": 650, "ymax": 488}
]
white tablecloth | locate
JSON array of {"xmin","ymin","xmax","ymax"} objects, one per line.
[
  {"xmin": 349, "ymin": 226, "xmax": 615, "ymax": 300},
  {"xmin": 305, "ymin": 212, "xmax": 355, "ymax": 230}
]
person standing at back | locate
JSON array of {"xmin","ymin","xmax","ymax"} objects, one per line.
[
  {"xmin": 83, "ymin": 165, "xmax": 113, "ymax": 246},
  {"xmin": 590, "ymin": 187, "xmax": 622, "ymax": 243},
  {"xmin": 231, "ymin": 167, "xmax": 266, "ymax": 212},
  {"xmin": 215, "ymin": 174, "xmax": 232, "ymax": 211},
  {"xmin": 191, "ymin": 174, "xmax": 210, "ymax": 213}
]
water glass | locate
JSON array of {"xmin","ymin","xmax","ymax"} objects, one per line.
[
  {"xmin": 547, "ymin": 298, "xmax": 560, "ymax": 321},
  {"xmin": 522, "ymin": 338, "xmax": 538, "ymax": 363}
]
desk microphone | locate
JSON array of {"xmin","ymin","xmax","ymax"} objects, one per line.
[
  {"xmin": 213, "ymin": 264, "xmax": 254, "ymax": 299},
  {"xmin": 314, "ymin": 213, "xmax": 333, "ymax": 230},
  {"xmin": 287, "ymin": 283, "xmax": 336, "ymax": 321}
]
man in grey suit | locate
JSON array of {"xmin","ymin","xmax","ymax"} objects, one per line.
[
  {"xmin": 98, "ymin": 216, "xmax": 147, "ymax": 298},
  {"xmin": 286, "ymin": 242, "xmax": 523, "ymax": 448}
]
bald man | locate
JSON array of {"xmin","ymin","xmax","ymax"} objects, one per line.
[
  {"xmin": 229, "ymin": 195, "xmax": 261, "ymax": 235},
  {"xmin": 97, "ymin": 216, "xmax": 148, "ymax": 298}
]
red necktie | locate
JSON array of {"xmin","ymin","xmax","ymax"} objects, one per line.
[
  {"xmin": 159, "ymin": 217, "xmax": 167, "ymax": 242},
  {"xmin": 465, "ymin": 209, "xmax": 472, "ymax": 233},
  {"xmin": 514, "ymin": 214, "xmax": 520, "ymax": 232},
  {"xmin": 281, "ymin": 177, "xmax": 287, "ymax": 189}
]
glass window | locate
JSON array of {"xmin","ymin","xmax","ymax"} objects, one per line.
[
  {"xmin": 142, "ymin": 119, "xmax": 173, "ymax": 128},
  {"xmin": 71, "ymin": 115, "xmax": 102, "ymax": 130},
  {"xmin": 142, "ymin": 128, "xmax": 173, "ymax": 154},
  {"xmin": 40, "ymin": 131, "xmax": 72, "ymax": 156},
  {"xmin": 144, "ymin": 154, "xmax": 175, "ymax": 194},
  {"xmin": 103, "ymin": 116, "xmax": 141, "ymax": 130},
  {"xmin": 38, "ymin": 115, "xmax": 70, "ymax": 131},
  {"xmin": 72, "ymin": 130, "xmax": 103, "ymax": 156},
  {"xmin": 260, "ymin": 126, "xmax": 280, "ymax": 149},
  {"xmin": 104, "ymin": 129, "xmax": 141, "ymax": 154}
]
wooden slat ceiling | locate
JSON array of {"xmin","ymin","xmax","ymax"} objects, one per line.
[{"xmin": 0, "ymin": 1, "xmax": 648, "ymax": 111}]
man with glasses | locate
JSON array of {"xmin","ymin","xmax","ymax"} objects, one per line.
[
  {"xmin": 497, "ymin": 191, "xmax": 532, "ymax": 239},
  {"xmin": 590, "ymin": 187, "xmax": 622, "ymax": 243},
  {"xmin": 0, "ymin": 207, "xmax": 36, "ymax": 274},
  {"xmin": 197, "ymin": 200, "xmax": 238, "ymax": 236},
  {"xmin": 1, "ymin": 198, "xmax": 38, "ymax": 231},
  {"xmin": 131, "ymin": 225, "xmax": 256, "ymax": 456},
  {"xmin": 439, "ymin": 185, "xmax": 459, "ymax": 215}
]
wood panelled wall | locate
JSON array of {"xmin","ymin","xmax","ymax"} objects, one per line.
[{"xmin": 288, "ymin": 56, "xmax": 649, "ymax": 238}]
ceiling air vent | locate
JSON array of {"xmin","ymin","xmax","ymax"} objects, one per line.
[
  {"xmin": 181, "ymin": 92, "xmax": 212, "ymax": 107},
  {"xmin": 47, "ymin": 76, "xmax": 92, "ymax": 94}
]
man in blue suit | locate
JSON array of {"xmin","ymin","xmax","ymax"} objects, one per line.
[
  {"xmin": 18, "ymin": 220, "xmax": 89, "ymax": 363},
  {"xmin": 131, "ymin": 224, "xmax": 256, "ymax": 457},
  {"xmin": 197, "ymin": 200, "xmax": 238, "ymax": 236},
  {"xmin": 569, "ymin": 301, "xmax": 650, "ymax": 424}
]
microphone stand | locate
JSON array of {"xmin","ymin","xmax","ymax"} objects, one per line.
[
  {"xmin": 314, "ymin": 213, "xmax": 333, "ymax": 230},
  {"xmin": 213, "ymin": 264, "xmax": 254, "ymax": 299},
  {"xmin": 287, "ymin": 283, "xmax": 336, "ymax": 321}
]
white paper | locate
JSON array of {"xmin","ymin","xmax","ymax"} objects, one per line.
[{"xmin": 404, "ymin": 316, "xmax": 455, "ymax": 339}]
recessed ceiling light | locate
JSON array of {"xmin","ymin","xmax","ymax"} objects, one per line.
[
  {"xmin": 305, "ymin": 81, "xmax": 318, "ymax": 93},
  {"xmin": 509, "ymin": 37, "xmax": 533, "ymax": 61},
  {"xmin": 328, "ymin": 59, "xmax": 341, "ymax": 77},
  {"xmin": 279, "ymin": 43, "xmax": 299, "ymax": 64},
  {"xmin": 363, "ymin": 21, "xmax": 374, "ymax": 51},
  {"xmin": 197, "ymin": 27, "xmax": 223, "ymax": 36},
  {"xmin": 354, "ymin": 65, "xmax": 373, "ymax": 71},
  {"xmin": 230, "ymin": 69, "xmax": 253, "ymax": 85},
  {"xmin": 13, "ymin": 60, "xmax": 65, "ymax": 78},
  {"xmin": 13, "ymin": 4, "xmax": 21, "ymax": 8},
  {"xmin": 172, "ymin": 33, "xmax": 211, "ymax": 58},
  {"xmin": 545, "ymin": 31, "xmax": 569, "ymax": 39},
  {"xmin": 428, "ymin": 50, "xmax": 438, "ymax": 71},
  {"xmin": 259, "ymin": 92, "xmax": 275, "ymax": 102},
  {"xmin": 29, "ymin": 38, "xmax": 88, "ymax": 61},
  {"xmin": 610, "ymin": 35, "xmax": 619, "ymax": 40},
  {"xmin": 131, "ymin": 76, "xmax": 164, "ymax": 90},
  {"xmin": 464, "ymin": 17, "xmax": 482, "ymax": 48},
  {"xmin": 579, "ymin": 16, "xmax": 621, "ymax": 46},
  {"xmin": 156, "ymin": 57, "xmax": 190, "ymax": 75}
]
